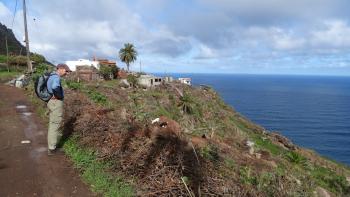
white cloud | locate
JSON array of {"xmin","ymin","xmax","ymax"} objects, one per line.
[
  {"xmin": 311, "ymin": 20, "xmax": 350, "ymax": 48},
  {"xmin": 0, "ymin": 2, "xmax": 11, "ymax": 23},
  {"xmin": 195, "ymin": 44, "xmax": 218, "ymax": 59},
  {"xmin": 1, "ymin": 0, "xmax": 350, "ymax": 74}
]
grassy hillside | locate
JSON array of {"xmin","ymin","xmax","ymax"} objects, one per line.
[
  {"xmin": 44, "ymin": 77, "xmax": 348, "ymax": 197},
  {"xmin": 24, "ymin": 75, "xmax": 350, "ymax": 196},
  {"xmin": 0, "ymin": 23, "xmax": 26, "ymax": 56}
]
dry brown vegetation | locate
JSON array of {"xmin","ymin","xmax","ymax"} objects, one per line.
[{"xmin": 61, "ymin": 79, "xmax": 350, "ymax": 196}]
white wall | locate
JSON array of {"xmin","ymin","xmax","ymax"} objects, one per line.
[{"xmin": 65, "ymin": 59, "xmax": 100, "ymax": 71}]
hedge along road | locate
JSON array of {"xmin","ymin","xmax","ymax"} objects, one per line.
[{"xmin": 0, "ymin": 84, "xmax": 96, "ymax": 197}]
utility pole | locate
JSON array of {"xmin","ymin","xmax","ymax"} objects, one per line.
[
  {"xmin": 5, "ymin": 34, "xmax": 10, "ymax": 72},
  {"xmin": 139, "ymin": 60, "xmax": 141, "ymax": 73},
  {"xmin": 23, "ymin": 0, "xmax": 32, "ymax": 72}
]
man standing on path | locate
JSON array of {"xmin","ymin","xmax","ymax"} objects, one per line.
[{"xmin": 46, "ymin": 64, "xmax": 71, "ymax": 155}]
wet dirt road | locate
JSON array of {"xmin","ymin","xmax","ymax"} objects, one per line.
[{"xmin": 0, "ymin": 85, "xmax": 96, "ymax": 197}]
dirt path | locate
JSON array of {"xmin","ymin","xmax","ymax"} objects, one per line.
[{"xmin": 0, "ymin": 84, "xmax": 96, "ymax": 197}]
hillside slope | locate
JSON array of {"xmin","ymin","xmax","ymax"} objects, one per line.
[
  {"xmin": 0, "ymin": 23, "xmax": 26, "ymax": 55},
  {"xmin": 52, "ymin": 78, "xmax": 350, "ymax": 197}
]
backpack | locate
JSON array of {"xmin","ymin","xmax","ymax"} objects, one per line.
[{"xmin": 34, "ymin": 72, "xmax": 54, "ymax": 102}]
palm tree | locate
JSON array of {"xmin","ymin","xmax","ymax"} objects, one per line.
[{"xmin": 119, "ymin": 43, "xmax": 137, "ymax": 71}]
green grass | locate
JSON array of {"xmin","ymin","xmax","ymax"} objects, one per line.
[
  {"xmin": 311, "ymin": 165, "xmax": 350, "ymax": 195},
  {"xmin": 224, "ymin": 158, "xmax": 236, "ymax": 169},
  {"xmin": 0, "ymin": 55, "xmax": 7, "ymax": 63},
  {"xmin": 100, "ymin": 79, "xmax": 120, "ymax": 88},
  {"xmin": 0, "ymin": 70, "xmax": 20, "ymax": 81},
  {"xmin": 252, "ymin": 135, "xmax": 285, "ymax": 156},
  {"xmin": 86, "ymin": 89, "xmax": 109, "ymax": 106},
  {"xmin": 63, "ymin": 136, "xmax": 135, "ymax": 197},
  {"xmin": 229, "ymin": 116, "xmax": 251, "ymax": 133},
  {"xmin": 64, "ymin": 80, "xmax": 110, "ymax": 106},
  {"xmin": 199, "ymin": 144, "xmax": 220, "ymax": 162},
  {"xmin": 239, "ymin": 166, "xmax": 258, "ymax": 185},
  {"xmin": 65, "ymin": 80, "xmax": 83, "ymax": 90}
]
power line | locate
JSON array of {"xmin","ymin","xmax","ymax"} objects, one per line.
[{"xmin": 11, "ymin": 0, "xmax": 18, "ymax": 29}]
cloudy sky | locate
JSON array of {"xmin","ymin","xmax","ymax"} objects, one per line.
[{"xmin": 1, "ymin": 0, "xmax": 350, "ymax": 75}]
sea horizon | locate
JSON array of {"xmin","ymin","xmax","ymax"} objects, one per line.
[{"xmin": 152, "ymin": 72, "xmax": 350, "ymax": 78}]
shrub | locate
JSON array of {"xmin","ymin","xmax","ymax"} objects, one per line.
[
  {"xmin": 0, "ymin": 55, "xmax": 7, "ymax": 63},
  {"xmin": 65, "ymin": 80, "xmax": 83, "ymax": 90},
  {"xmin": 240, "ymin": 166, "xmax": 258, "ymax": 185},
  {"xmin": 30, "ymin": 53, "xmax": 46, "ymax": 64},
  {"xmin": 87, "ymin": 90, "xmax": 108, "ymax": 105},
  {"xmin": 199, "ymin": 144, "xmax": 220, "ymax": 162},
  {"xmin": 99, "ymin": 64, "xmax": 118, "ymax": 80},
  {"xmin": 8, "ymin": 55, "xmax": 27, "ymax": 66},
  {"xmin": 34, "ymin": 63, "xmax": 50, "ymax": 74},
  {"xmin": 179, "ymin": 92, "xmax": 194, "ymax": 114},
  {"xmin": 312, "ymin": 166, "xmax": 350, "ymax": 195},
  {"xmin": 127, "ymin": 74, "xmax": 138, "ymax": 88},
  {"xmin": 285, "ymin": 151, "xmax": 308, "ymax": 166},
  {"xmin": 31, "ymin": 63, "xmax": 51, "ymax": 82}
]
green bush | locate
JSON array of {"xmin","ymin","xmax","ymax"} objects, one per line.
[
  {"xmin": 99, "ymin": 64, "xmax": 118, "ymax": 80},
  {"xmin": 30, "ymin": 53, "xmax": 46, "ymax": 64},
  {"xmin": 8, "ymin": 55, "xmax": 27, "ymax": 66},
  {"xmin": 127, "ymin": 74, "xmax": 138, "ymax": 88},
  {"xmin": 35, "ymin": 63, "xmax": 50, "ymax": 74},
  {"xmin": 179, "ymin": 92, "xmax": 194, "ymax": 114},
  {"xmin": 312, "ymin": 166, "xmax": 350, "ymax": 195},
  {"xmin": 285, "ymin": 151, "xmax": 308, "ymax": 166},
  {"xmin": 87, "ymin": 90, "xmax": 108, "ymax": 105},
  {"xmin": 65, "ymin": 80, "xmax": 83, "ymax": 90},
  {"xmin": 240, "ymin": 166, "xmax": 258, "ymax": 185},
  {"xmin": 31, "ymin": 63, "xmax": 51, "ymax": 81},
  {"xmin": 200, "ymin": 144, "xmax": 220, "ymax": 162},
  {"xmin": 0, "ymin": 55, "xmax": 7, "ymax": 63}
]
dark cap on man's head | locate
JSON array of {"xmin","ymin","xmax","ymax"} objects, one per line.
[{"xmin": 56, "ymin": 64, "xmax": 72, "ymax": 72}]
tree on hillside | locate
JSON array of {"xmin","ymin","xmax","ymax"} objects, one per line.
[{"xmin": 119, "ymin": 43, "xmax": 137, "ymax": 71}]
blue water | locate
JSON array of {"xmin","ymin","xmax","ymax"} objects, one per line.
[{"xmin": 162, "ymin": 73, "xmax": 350, "ymax": 165}]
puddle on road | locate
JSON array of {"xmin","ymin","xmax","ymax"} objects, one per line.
[
  {"xmin": 22, "ymin": 112, "xmax": 32, "ymax": 116},
  {"xmin": 15, "ymin": 104, "xmax": 44, "ymax": 160},
  {"xmin": 30, "ymin": 146, "xmax": 47, "ymax": 160},
  {"xmin": 34, "ymin": 147, "xmax": 47, "ymax": 153},
  {"xmin": 16, "ymin": 105, "xmax": 27, "ymax": 109}
]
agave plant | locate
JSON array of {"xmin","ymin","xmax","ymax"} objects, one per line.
[
  {"xmin": 285, "ymin": 151, "xmax": 308, "ymax": 166},
  {"xmin": 179, "ymin": 93, "xmax": 194, "ymax": 114}
]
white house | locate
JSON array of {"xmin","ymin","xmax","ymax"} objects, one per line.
[
  {"xmin": 65, "ymin": 59, "xmax": 100, "ymax": 71},
  {"xmin": 178, "ymin": 78, "xmax": 191, "ymax": 85}
]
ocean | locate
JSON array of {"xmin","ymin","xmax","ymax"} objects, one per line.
[{"xmin": 161, "ymin": 73, "xmax": 350, "ymax": 166}]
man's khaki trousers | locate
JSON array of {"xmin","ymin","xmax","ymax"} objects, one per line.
[{"xmin": 47, "ymin": 99, "xmax": 63, "ymax": 150}]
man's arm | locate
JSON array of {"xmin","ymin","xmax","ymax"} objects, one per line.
[{"xmin": 51, "ymin": 77, "xmax": 64, "ymax": 100}]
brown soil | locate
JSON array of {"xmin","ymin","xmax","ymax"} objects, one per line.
[{"xmin": 0, "ymin": 84, "xmax": 97, "ymax": 197}]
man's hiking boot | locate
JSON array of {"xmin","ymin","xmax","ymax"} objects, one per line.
[{"xmin": 47, "ymin": 148, "xmax": 64, "ymax": 156}]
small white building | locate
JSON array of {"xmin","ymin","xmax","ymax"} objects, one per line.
[
  {"xmin": 65, "ymin": 59, "xmax": 100, "ymax": 72},
  {"xmin": 178, "ymin": 78, "xmax": 191, "ymax": 85},
  {"xmin": 138, "ymin": 74, "xmax": 163, "ymax": 88}
]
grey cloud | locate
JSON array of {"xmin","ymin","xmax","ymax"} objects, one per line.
[{"xmin": 144, "ymin": 37, "xmax": 192, "ymax": 58}]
